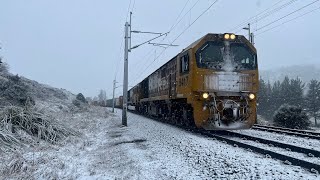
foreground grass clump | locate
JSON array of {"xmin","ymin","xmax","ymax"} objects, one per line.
[{"xmin": 0, "ymin": 103, "xmax": 78, "ymax": 151}]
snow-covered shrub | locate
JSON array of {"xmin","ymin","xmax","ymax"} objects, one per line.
[
  {"xmin": 273, "ymin": 104, "xmax": 310, "ymax": 129},
  {"xmin": 72, "ymin": 93, "xmax": 89, "ymax": 111},
  {"xmin": 76, "ymin": 93, "xmax": 87, "ymax": 103}
]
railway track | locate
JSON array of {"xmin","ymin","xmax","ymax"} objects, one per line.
[
  {"xmin": 203, "ymin": 130, "xmax": 320, "ymax": 173},
  {"xmin": 117, "ymin": 109, "xmax": 320, "ymax": 173},
  {"xmin": 252, "ymin": 124, "xmax": 320, "ymax": 140}
]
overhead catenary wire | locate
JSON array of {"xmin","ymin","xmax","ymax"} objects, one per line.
[
  {"xmin": 255, "ymin": 5, "xmax": 320, "ymax": 36},
  {"xmin": 233, "ymin": 0, "xmax": 300, "ymax": 33},
  {"xmin": 255, "ymin": 0, "xmax": 320, "ymax": 32},
  {"xmin": 129, "ymin": 0, "xmax": 198, "ymax": 81},
  {"xmin": 228, "ymin": 0, "xmax": 286, "ymax": 32},
  {"xmin": 125, "ymin": 0, "xmax": 132, "ymax": 22},
  {"xmin": 131, "ymin": 0, "xmax": 219, "ymax": 86},
  {"xmin": 129, "ymin": 0, "xmax": 195, "ymax": 71}
]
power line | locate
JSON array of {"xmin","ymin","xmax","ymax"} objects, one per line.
[
  {"xmin": 129, "ymin": 0, "xmax": 197, "ymax": 80},
  {"xmin": 256, "ymin": 6, "xmax": 320, "ymax": 36},
  {"xmin": 228, "ymin": 0, "xmax": 286, "ymax": 32},
  {"xmin": 255, "ymin": 0, "xmax": 319, "ymax": 32},
  {"xmin": 247, "ymin": 0, "xmax": 298, "ymax": 28},
  {"xmin": 234, "ymin": 0, "xmax": 299, "ymax": 33},
  {"xmin": 169, "ymin": 0, "xmax": 199, "ymax": 33},
  {"xmin": 125, "ymin": 0, "xmax": 132, "ymax": 22},
  {"xmin": 131, "ymin": 0, "xmax": 136, "ymax": 12},
  {"xmin": 131, "ymin": 0, "xmax": 219, "ymax": 86}
]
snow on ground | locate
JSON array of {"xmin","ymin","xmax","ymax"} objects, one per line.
[
  {"xmin": 1, "ymin": 106, "xmax": 319, "ymax": 179},
  {"xmin": 236, "ymin": 129, "xmax": 320, "ymax": 152},
  {"xmin": 312, "ymin": 127, "xmax": 320, "ymax": 133},
  {"xmin": 110, "ymin": 109, "xmax": 318, "ymax": 179}
]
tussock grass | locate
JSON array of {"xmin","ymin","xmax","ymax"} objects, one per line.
[
  {"xmin": 4, "ymin": 154, "xmax": 29, "ymax": 175},
  {"xmin": 0, "ymin": 129, "xmax": 20, "ymax": 151},
  {"xmin": 0, "ymin": 103, "xmax": 78, "ymax": 151}
]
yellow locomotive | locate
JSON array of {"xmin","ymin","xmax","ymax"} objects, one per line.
[{"xmin": 128, "ymin": 33, "xmax": 258, "ymax": 130}]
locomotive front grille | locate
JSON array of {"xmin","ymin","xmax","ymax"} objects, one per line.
[{"xmin": 204, "ymin": 72, "xmax": 253, "ymax": 92}]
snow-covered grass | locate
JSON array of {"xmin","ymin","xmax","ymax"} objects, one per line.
[
  {"xmin": 0, "ymin": 104, "xmax": 78, "ymax": 148},
  {"xmin": 0, "ymin": 105, "xmax": 106, "ymax": 179}
]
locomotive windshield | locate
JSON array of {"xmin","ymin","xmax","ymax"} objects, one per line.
[{"xmin": 196, "ymin": 41, "xmax": 257, "ymax": 71}]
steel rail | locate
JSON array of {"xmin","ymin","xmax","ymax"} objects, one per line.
[
  {"xmin": 254, "ymin": 124, "xmax": 320, "ymax": 136},
  {"xmin": 218, "ymin": 130, "xmax": 320, "ymax": 157},
  {"xmin": 201, "ymin": 131, "xmax": 320, "ymax": 173},
  {"xmin": 252, "ymin": 126, "xmax": 320, "ymax": 140}
]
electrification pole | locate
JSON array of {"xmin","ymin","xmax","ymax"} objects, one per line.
[
  {"xmin": 243, "ymin": 23, "xmax": 254, "ymax": 44},
  {"xmin": 121, "ymin": 12, "xmax": 176, "ymax": 127},
  {"xmin": 122, "ymin": 22, "xmax": 129, "ymax": 126},
  {"xmin": 251, "ymin": 33, "xmax": 255, "ymax": 46}
]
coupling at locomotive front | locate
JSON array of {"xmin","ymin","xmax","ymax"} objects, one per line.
[{"xmin": 181, "ymin": 33, "xmax": 258, "ymax": 130}]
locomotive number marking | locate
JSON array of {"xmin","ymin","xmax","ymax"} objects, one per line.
[{"xmin": 178, "ymin": 76, "xmax": 189, "ymax": 87}]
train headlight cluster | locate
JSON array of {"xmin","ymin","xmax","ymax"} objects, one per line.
[
  {"xmin": 249, "ymin": 93, "xmax": 255, "ymax": 100},
  {"xmin": 202, "ymin": 92, "xmax": 209, "ymax": 99},
  {"xmin": 224, "ymin": 33, "xmax": 236, "ymax": 40}
]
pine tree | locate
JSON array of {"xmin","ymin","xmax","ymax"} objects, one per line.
[
  {"xmin": 265, "ymin": 81, "xmax": 273, "ymax": 116},
  {"xmin": 289, "ymin": 78, "xmax": 304, "ymax": 107},
  {"xmin": 305, "ymin": 79, "xmax": 320, "ymax": 126},
  {"xmin": 258, "ymin": 79, "xmax": 273, "ymax": 119},
  {"xmin": 273, "ymin": 104, "xmax": 310, "ymax": 129},
  {"xmin": 257, "ymin": 79, "xmax": 267, "ymax": 117},
  {"xmin": 280, "ymin": 76, "xmax": 291, "ymax": 105},
  {"xmin": 271, "ymin": 80, "xmax": 282, "ymax": 115}
]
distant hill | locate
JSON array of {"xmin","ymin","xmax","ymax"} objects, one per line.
[
  {"xmin": 0, "ymin": 71, "xmax": 75, "ymax": 107},
  {"xmin": 260, "ymin": 64, "xmax": 320, "ymax": 83}
]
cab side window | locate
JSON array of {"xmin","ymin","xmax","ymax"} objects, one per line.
[{"xmin": 180, "ymin": 54, "xmax": 189, "ymax": 74}]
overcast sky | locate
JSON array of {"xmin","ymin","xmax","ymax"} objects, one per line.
[{"xmin": 1, "ymin": 0, "xmax": 319, "ymax": 97}]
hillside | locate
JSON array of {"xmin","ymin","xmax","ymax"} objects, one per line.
[{"xmin": 260, "ymin": 64, "xmax": 320, "ymax": 83}]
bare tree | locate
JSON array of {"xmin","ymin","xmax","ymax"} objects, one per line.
[{"xmin": 98, "ymin": 90, "xmax": 107, "ymax": 106}]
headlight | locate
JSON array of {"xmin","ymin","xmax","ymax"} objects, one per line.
[
  {"xmin": 230, "ymin": 34, "xmax": 236, "ymax": 40},
  {"xmin": 224, "ymin": 34, "xmax": 230, "ymax": 39},
  {"xmin": 202, "ymin": 93, "xmax": 209, "ymax": 99},
  {"xmin": 249, "ymin": 93, "xmax": 255, "ymax": 100}
]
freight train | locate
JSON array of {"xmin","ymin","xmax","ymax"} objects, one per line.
[
  {"xmin": 110, "ymin": 33, "xmax": 258, "ymax": 130},
  {"xmin": 106, "ymin": 96, "xmax": 123, "ymax": 108}
]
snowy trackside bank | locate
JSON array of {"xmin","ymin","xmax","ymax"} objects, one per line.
[
  {"xmin": 1, "ymin": 106, "xmax": 318, "ymax": 180},
  {"xmin": 111, "ymin": 109, "xmax": 318, "ymax": 179}
]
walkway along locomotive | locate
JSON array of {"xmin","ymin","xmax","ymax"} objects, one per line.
[{"xmin": 126, "ymin": 33, "xmax": 258, "ymax": 130}]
